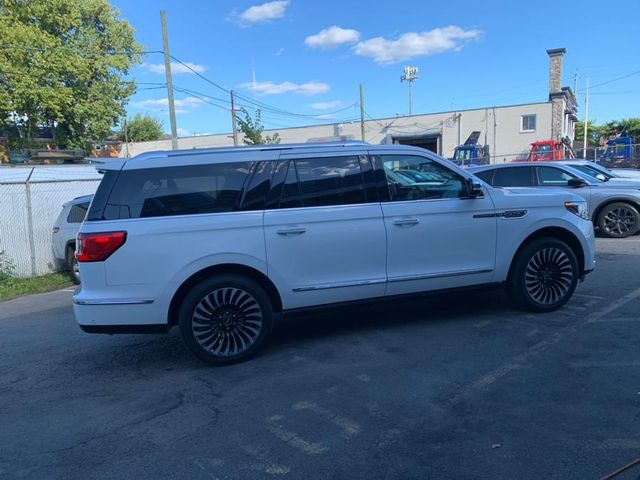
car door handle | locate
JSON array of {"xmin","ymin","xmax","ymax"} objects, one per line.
[
  {"xmin": 393, "ymin": 218, "xmax": 419, "ymax": 227},
  {"xmin": 276, "ymin": 226, "xmax": 306, "ymax": 235}
]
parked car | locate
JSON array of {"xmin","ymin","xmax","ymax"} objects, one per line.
[
  {"xmin": 74, "ymin": 142, "xmax": 595, "ymax": 365},
  {"xmin": 469, "ymin": 162, "xmax": 640, "ymax": 238},
  {"xmin": 52, "ymin": 194, "xmax": 93, "ymax": 283},
  {"xmin": 559, "ymin": 160, "xmax": 640, "ymax": 184}
]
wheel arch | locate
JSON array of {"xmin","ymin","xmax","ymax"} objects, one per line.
[
  {"xmin": 64, "ymin": 240, "xmax": 76, "ymax": 265},
  {"xmin": 167, "ymin": 263, "xmax": 283, "ymax": 326},
  {"xmin": 508, "ymin": 227, "xmax": 585, "ymax": 280},
  {"xmin": 591, "ymin": 198, "xmax": 640, "ymax": 223}
]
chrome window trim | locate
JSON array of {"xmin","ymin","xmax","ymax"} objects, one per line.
[
  {"xmin": 292, "ymin": 277, "xmax": 386, "ymax": 292},
  {"xmin": 387, "ymin": 268, "xmax": 494, "ymax": 283}
]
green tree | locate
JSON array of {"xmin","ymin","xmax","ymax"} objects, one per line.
[
  {"xmin": 574, "ymin": 120, "xmax": 602, "ymax": 146},
  {"xmin": 118, "ymin": 113, "xmax": 163, "ymax": 142},
  {"xmin": 0, "ymin": 0, "xmax": 143, "ymax": 150},
  {"xmin": 236, "ymin": 108, "xmax": 280, "ymax": 145}
]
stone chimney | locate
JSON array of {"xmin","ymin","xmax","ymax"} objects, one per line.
[
  {"xmin": 547, "ymin": 48, "xmax": 565, "ymax": 97},
  {"xmin": 547, "ymin": 48, "xmax": 566, "ymax": 141}
]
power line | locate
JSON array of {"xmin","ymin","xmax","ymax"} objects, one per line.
[
  {"xmin": 168, "ymin": 53, "xmax": 357, "ymax": 120},
  {"xmin": 577, "ymin": 70, "xmax": 640, "ymax": 92}
]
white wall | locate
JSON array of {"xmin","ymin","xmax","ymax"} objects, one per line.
[{"xmin": 121, "ymin": 102, "xmax": 553, "ymax": 162}]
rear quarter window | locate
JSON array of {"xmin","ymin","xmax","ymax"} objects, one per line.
[
  {"xmin": 92, "ymin": 162, "xmax": 253, "ymax": 220},
  {"xmin": 66, "ymin": 202, "xmax": 90, "ymax": 223}
]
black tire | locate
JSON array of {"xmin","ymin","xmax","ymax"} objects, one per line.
[
  {"xmin": 178, "ymin": 275, "xmax": 273, "ymax": 365},
  {"xmin": 66, "ymin": 246, "xmax": 80, "ymax": 285},
  {"xmin": 596, "ymin": 202, "xmax": 640, "ymax": 238},
  {"xmin": 506, "ymin": 237, "xmax": 579, "ymax": 312}
]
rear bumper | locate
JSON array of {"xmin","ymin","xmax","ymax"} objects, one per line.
[{"xmin": 73, "ymin": 281, "xmax": 177, "ymax": 330}]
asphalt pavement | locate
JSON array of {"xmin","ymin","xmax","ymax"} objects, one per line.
[{"xmin": 2, "ymin": 238, "xmax": 640, "ymax": 479}]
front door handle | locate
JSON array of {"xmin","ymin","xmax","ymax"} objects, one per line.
[
  {"xmin": 393, "ymin": 218, "xmax": 419, "ymax": 227},
  {"xmin": 277, "ymin": 226, "xmax": 306, "ymax": 236}
]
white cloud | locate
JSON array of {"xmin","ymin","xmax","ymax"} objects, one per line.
[
  {"xmin": 310, "ymin": 100, "xmax": 342, "ymax": 110},
  {"xmin": 142, "ymin": 62, "xmax": 207, "ymax": 74},
  {"xmin": 274, "ymin": 47, "xmax": 285, "ymax": 56},
  {"xmin": 132, "ymin": 96, "xmax": 205, "ymax": 113},
  {"xmin": 354, "ymin": 26, "xmax": 482, "ymax": 65},
  {"xmin": 313, "ymin": 114, "xmax": 334, "ymax": 120},
  {"xmin": 234, "ymin": 0, "xmax": 289, "ymax": 25},
  {"xmin": 240, "ymin": 80, "xmax": 330, "ymax": 96},
  {"xmin": 305, "ymin": 26, "xmax": 361, "ymax": 50}
]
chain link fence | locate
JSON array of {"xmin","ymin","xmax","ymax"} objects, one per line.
[{"xmin": 0, "ymin": 166, "xmax": 101, "ymax": 277}]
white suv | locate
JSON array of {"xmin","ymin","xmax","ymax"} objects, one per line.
[{"xmin": 74, "ymin": 142, "xmax": 596, "ymax": 365}]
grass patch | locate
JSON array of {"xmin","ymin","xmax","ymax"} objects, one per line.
[{"xmin": 0, "ymin": 272, "xmax": 73, "ymax": 300}]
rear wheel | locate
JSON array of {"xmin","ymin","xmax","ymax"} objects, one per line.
[
  {"xmin": 506, "ymin": 237, "xmax": 579, "ymax": 312},
  {"xmin": 66, "ymin": 246, "xmax": 80, "ymax": 284},
  {"xmin": 596, "ymin": 202, "xmax": 640, "ymax": 238},
  {"xmin": 178, "ymin": 275, "xmax": 273, "ymax": 365}
]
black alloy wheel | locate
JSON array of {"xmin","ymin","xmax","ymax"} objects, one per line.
[
  {"xmin": 178, "ymin": 275, "xmax": 273, "ymax": 365},
  {"xmin": 507, "ymin": 237, "xmax": 579, "ymax": 312}
]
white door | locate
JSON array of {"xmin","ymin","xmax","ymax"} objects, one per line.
[
  {"xmin": 377, "ymin": 153, "xmax": 498, "ymax": 296},
  {"xmin": 264, "ymin": 152, "xmax": 387, "ymax": 310}
]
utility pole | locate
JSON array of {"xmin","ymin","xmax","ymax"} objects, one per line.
[
  {"xmin": 583, "ymin": 76, "xmax": 590, "ymax": 159},
  {"xmin": 123, "ymin": 117, "xmax": 130, "ymax": 157},
  {"xmin": 230, "ymin": 90, "xmax": 238, "ymax": 146},
  {"xmin": 400, "ymin": 66, "xmax": 419, "ymax": 116},
  {"xmin": 359, "ymin": 84, "xmax": 365, "ymax": 142},
  {"xmin": 160, "ymin": 10, "xmax": 178, "ymax": 150}
]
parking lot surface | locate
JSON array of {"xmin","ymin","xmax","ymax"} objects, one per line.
[{"xmin": 2, "ymin": 238, "xmax": 640, "ymax": 479}]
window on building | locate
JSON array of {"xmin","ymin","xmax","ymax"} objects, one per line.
[{"xmin": 521, "ymin": 114, "xmax": 537, "ymax": 132}]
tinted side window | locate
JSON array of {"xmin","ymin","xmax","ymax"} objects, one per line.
[
  {"xmin": 492, "ymin": 167, "xmax": 535, "ymax": 187},
  {"xmin": 66, "ymin": 202, "xmax": 89, "ymax": 223},
  {"xmin": 102, "ymin": 162, "xmax": 252, "ymax": 219},
  {"xmin": 86, "ymin": 170, "xmax": 119, "ymax": 221},
  {"xmin": 294, "ymin": 156, "xmax": 366, "ymax": 207},
  {"xmin": 381, "ymin": 155, "xmax": 468, "ymax": 201},
  {"xmin": 536, "ymin": 166, "xmax": 577, "ymax": 186},
  {"xmin": 240, "ymin": 161, "xmax": 273, "ymax": 211},
  {"xmin": 473, "ymin": 170, "xmax": 494, "ymax": 184},
  {"xmin": 280, "ymin": 161, "xmax": 303, "ymax": 208}
]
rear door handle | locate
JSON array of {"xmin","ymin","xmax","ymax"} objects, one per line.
[
  {"xmin": 277, "ymin": 226, "xmax": 306, "ymax": 235},
  {"xmin": 393, "ymin": 218, "xmax": 419, "ymax": 227}
]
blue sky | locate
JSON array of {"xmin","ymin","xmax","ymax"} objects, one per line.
[{"xmin": 113, "ymin": 0, "xmax": 640, "ymax": 137}]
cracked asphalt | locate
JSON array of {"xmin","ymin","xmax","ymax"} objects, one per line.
[{"xmin": 2, "ymin": 238, "xmax": 640, "ymax": 479}]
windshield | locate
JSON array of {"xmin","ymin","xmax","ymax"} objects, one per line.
[
  {"xmin": 570, "ymin": 164, "xmax": 612, "ymax": 182},
  {"xmin": 454, "ymin": 149, "xmax": 472, "ymax": 161}
]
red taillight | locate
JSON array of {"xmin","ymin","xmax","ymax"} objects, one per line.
[{"xmin": 76, "ymin": 231, "xmax": 127, "ymax": 262}]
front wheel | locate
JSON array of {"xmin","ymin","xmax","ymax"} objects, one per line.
[
  {"xmin": 506, "ymin": 237, "xmax": 579, "ymax": 312},
  {"xmin": 178, "ymin": 275, "xmax": 273, "ymax": 365},
  {"xmin": 596, "ymin": 202, "xmax": 640, "ymax": 238}
]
